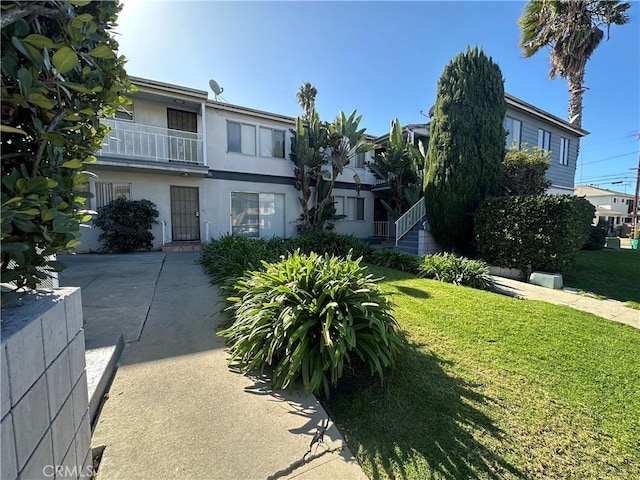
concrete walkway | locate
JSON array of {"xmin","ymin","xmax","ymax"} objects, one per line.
[
  {"xmin": 493, "ymin": 276, "xmax": 639, "ymax": 330},
  {"xmin": 59, "ymin": 253, "xmax": 366, "ymax": 480}
]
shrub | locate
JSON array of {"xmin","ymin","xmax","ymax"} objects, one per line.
[
  {"xmin": 475, "ymin": 195, "xmax": 595, "ymax": 277},
  {"xmin": 369, "ymin": 248, "xmax": 421, "ymax": 274},
  {"xmin": 583, "ymin": 219, "xmax": 607, "ymax": 250},
  {"xmin": 503, "ymin": 143, "xmax": 551, "ymax": 195},
  {"xmin": 200, "ymin": 235, "xmax": 290, "ymax": 286},
  {"xmin": 291, "ymin": 230, "xmax": 374, "ymax": 260},
  {"xmin": 1, "ymin": 0, "xmax": 132, "ymax": 292},
  {"xmin": 418, "ymin": 253, "xmax": 495, "ymax": 290},
  {"xmin": 93, "ymin": 198, "xmax": 158, "ymax": 253},
  {"xmin": 219, "ymin": 251, "xmax": 403, "ymax": 398}
]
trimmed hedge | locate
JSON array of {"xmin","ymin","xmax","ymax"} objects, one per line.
[
  {"xmin": 475, "ymin": 195, "xmax": 594, "ymax": 277},
  {"xmin": 583, "ymin": 220, "xmax": 607, "ymax": 251},
  {"xmin": 94, "ymin": 198, "xmax": 158, "ymax": 253}
]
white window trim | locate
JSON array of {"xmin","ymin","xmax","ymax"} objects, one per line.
[
  {"xmin": 333, "ymin": 195, "xmax": 364, "ymax": 221},
  {"xmin": 229, "ymin": 191, "xmax": 286, "ymax": 237},
  {"xmin": 93, "ymin": 181, "xmax": 132, "ymax": 209},
  {"xmin": 114, "ymin": 102, "xmax": 134, "ymax": 122},
  {"xmin": 559, "ymin": 137, "xmax": 570, "ymax": 166},
  {"xmin": 259, "ymin": 126, "xmax": 286, "ymax": 159},
  {"xmin": 227, "ymin": 120, "xmax": 256, "ymax": 156},
  {"xmin": 537, "ymin": 128, "xmax": 551, "ymax": 150}
]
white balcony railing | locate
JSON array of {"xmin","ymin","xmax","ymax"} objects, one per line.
[
  {"xmin": 374, "ymin": 221, "xmax": 389, "ymax": 238},
  {"xmin": 99, "ymin": 118, "xmax": 204, "ymax": 165},
  {"xmin": 395, "ymin": 198, "xmax": 425, "ymax": 246}
]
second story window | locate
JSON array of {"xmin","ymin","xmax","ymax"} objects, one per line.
[
  {"xmin": 354, "ymin": 152, "xmax": 366, "ymax": 169},
  {"xmin": 504, "ymin": 116, "xmax": 521, "ymax": 147},
  {"xmin": 559, "ymin": 137, "xmax": 570, "ymax": 166},
  {"xmin": 227, "ymin": 121, "xmax": 256, "ymax": 155},
  {"xmin": 167, "ymin": 108, "xmax": 197, "ymax": 133},
  {"xmin": 114, "ymin": 102, "xmax": 134, "ymax": 121},
  {"xmin": 259, "ymin": 127, "xmax": 285, "ymax": 158},
  {"xmin": 537, "ymin": 128, "xmax": 551, "ymax": 150}
]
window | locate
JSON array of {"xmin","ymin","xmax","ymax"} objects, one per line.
[
  {"xmin": 227, "ymin": 122, "xmax": 255, "ymax": 155},
  {"xmin": 95, "ymin": 182, "xmax": 131, "ymax": 208},
  {"xmin": 231, "ymin": 192, "xmax": 285, "ymax": 237},
  {"xmin": 613, "ymin": 198, "xmax": 617, "ymax": 203},
  {"xmin": 114, "ymin": 103, "xmax": 134, "ymax": 121},
  {"xmin": 354, "ymin": 152, "xmax": 366, "ymax": 169},
  {"xmin": 504, "ymin": 116, "xmax": 521, "ymax": 147},
  {"xmin": 559, "ymin": 137, "xmax": 570, "ymax": 165},
  {"xmin": 537, "ymin": 129, "xmax": 551, "ymax": 150},
  {"xmin": 167, "ymin": 108, "xmax": 197, "ymax": 133},
  {"xmin": 259, "ymin": 127, "xmax": 285, "ymax": 158},
  {"xmin": 333, "ymin": 195, "xmax": 364, "ymax": 220}
]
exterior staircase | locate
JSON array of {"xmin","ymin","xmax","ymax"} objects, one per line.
[
  {"xmin": 393, "ymin": 199, "xmax": 426, "ymax": 255},
  {"xmin": 162, "ymin": 241, "xmax": 203, "ymax": 252}
]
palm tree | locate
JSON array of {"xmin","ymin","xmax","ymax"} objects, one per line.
[
  {"xmin": 296, "ymin": 82, "xmax": 317, "ymax": 121},
  {"xmin": 519, "ymin": 0, "xmax": 630, "ymax": 129}
]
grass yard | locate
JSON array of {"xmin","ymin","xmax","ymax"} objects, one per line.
[
  {"xmin": 563, "ymin": 248, "xmax": 640, "ymax": 307},
  {"xmin": 326, "ymin": 266, "xmax": 640, "ymax": 480}
]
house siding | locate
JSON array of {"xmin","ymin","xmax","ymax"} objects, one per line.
[{"xmin": 506, "ymin": 107, "xmax": 579, "ymax": 190}]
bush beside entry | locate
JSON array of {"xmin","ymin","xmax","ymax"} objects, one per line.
[
  {"xmin": 93, "ymin": 197, "xmax": 159, "ymax": 253},
  {"xmin": 219, "ymin": 251, "xmax": 403, "ymax": 398}
]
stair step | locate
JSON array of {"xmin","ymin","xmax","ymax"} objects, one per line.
[
  {"xmin": 85, "ymin": 335, "xmax": 124, "ymax": 426},
  {"xmin": 162, "ymin": 242, "xmax": 203, "ymax": 252}
]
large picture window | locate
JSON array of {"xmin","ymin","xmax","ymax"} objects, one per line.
[
  {"xmin": 259, "ymin": 127, "xmax": 285, "ymax": 158},
  {"xmin": 333, "ymin": 195, "xmax": 364, "ymax": 221},
  {"xmin": 231, "ymin": 192, "xmax": 285, "ymax": 237},
  {"xmin": 227, "ymin": 122, "xmax": 256, "ymax": 155}
]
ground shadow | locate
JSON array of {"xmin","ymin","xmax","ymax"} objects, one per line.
[
  {"xmin": 326, "ymin": 341, "xmax": 523, "ymax": 479},
  {"xmin": 396, "ymin": 285, "xmax": 431, "ymax": 299}
]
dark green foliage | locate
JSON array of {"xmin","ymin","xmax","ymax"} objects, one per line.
[
  {"xmin": 475, "ymin": 195, "xmax": 595, "ymax": 277},
  {"xmin": 368, "ymin": 119, "xmax": 425, "ymax": 220},
  {"xmin": 219, "ymin": 251, "xmax": 403, "ymax": 398},
  {"xmin": 93, "ymin": 198, "xmax": 158, "ymax": 253},
  {"xmin": 503, "ymin": 143, "xmax": 552, "ymax": 195},
  {"xmin": 1, "ymin": 0, "xmax": 133, "ymax": 291},
  {"xmin": 424, "ymin": 47, "xmax": 507, "ymax": 255},
  {"xmin": 369, "ymin": 248, "xmax": 421, "ymax": 274},
  {"xmin": 199, "ymin": 235, "xmax": 291, "ymax": 286},
  {"xmin": 292, "ymin": 230, "xmax": 374, "ymax": 260},
  {"xmin": 582, "ymin": 219, "xmax": 607, "ymax": 251},
  {"xmin": 418, "ymin": 253, "xmax": 495, "ymax": 290}
]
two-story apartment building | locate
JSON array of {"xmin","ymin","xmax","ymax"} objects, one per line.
[
  {"xmin": 575, "ymin": 185, "xmax": 637, "ymax": 235},
  {"xmin": 78, "ymin": 77, "xmax": 374, "ymax": 252},
  {"xmin": 78, "ymin": 76, "xmax": 589, "ymax": 253}
]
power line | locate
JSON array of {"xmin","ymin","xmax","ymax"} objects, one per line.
[{"xmin": 578, "ymin": 151, "xmax": 637, "ymax": 166}]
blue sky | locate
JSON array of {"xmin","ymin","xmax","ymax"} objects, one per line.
[{"xmin": 115, "ymin": 0, "xmax": 639, "ymax": 194}]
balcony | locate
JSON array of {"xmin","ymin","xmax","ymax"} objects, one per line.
[{"xmin": 96, "ymin": 119, "xmax": 208, "ymax": 176}]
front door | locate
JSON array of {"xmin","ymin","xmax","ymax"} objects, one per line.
[{"xmin": 170, "ymin": 186, "xmax": 200, "ymax": 241}]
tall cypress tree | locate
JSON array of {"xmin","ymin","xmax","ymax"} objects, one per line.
[{"xmin": 424, "ymin": 47, "xmax": 506, "ymax": 254}]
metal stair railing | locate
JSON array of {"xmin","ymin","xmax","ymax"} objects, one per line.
[{"xmin": 395, "ymin": 199, "xmax": 425, "ymax": 246}]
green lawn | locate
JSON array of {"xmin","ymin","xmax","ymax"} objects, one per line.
[
  {"xmin": 563, "ymin": 248, "xmax": 640, "ymax": 306},
  {"xmin": 326, "ymin": 266, "xmax": 640, "ymax": 480}
]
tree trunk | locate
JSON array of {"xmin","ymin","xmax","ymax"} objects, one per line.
[{"xmin": 567, "ymin": 72, "xmax": 585, "ymax": 129}]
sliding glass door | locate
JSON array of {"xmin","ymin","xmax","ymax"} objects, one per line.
[{"xmin": 231, "ymin": 192, "xmax": 285, "ymax": 238}]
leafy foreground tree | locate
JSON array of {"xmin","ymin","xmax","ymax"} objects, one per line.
[
  {"xmin": 290, "ymin": 109, "xmax": 375, "ymax": 232},
  {"xmin": 423, "ymin": 47, "xmax": 506, "ymax": 255},
  {"xmin": 519, "ymin": 0, "xmax": 631, "ymax": 129},
  {"xmin": 368, "ymin": 119, "xmax": 425, "ymax": 220},
  {"xmin": 1, "ymin": 0, "xmax": 133, "ymax": 295},
  {"xmin": 295, "ymin": 81, "xmax": 317, "ymax": 121}
]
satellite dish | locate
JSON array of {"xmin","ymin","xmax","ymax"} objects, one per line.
[
  {"xmin": 209, "ymin": 79, "xmax": 224, "ymax": 100},
  {"xmin": 428, "ymin": 105, "xmax": 435, "ymax": 118}
]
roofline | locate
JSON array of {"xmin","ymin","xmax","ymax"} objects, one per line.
[
  {"xmin": 206, "ymin": 100, "xmax": 297, "ymax": 124},
  {"xmin": 575, "ymin": 184, "xmax": 634, "ymax": 197},
  {"xmin": 505, "ymin": 93, "xmax": 589, "ymax": 137},
  {"xmin": 129, "ymin": 76, "xmax": 208, "ymax": 100}
]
